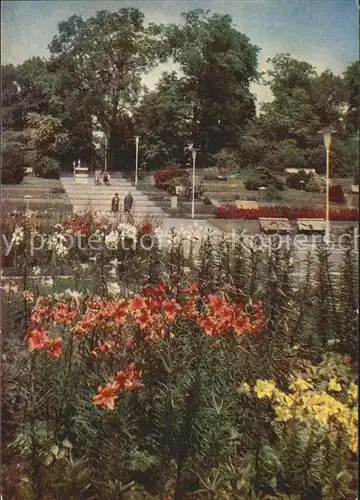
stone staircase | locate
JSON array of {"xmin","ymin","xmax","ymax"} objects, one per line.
[{"xmin": 60, "ymin": 174, "xmax": 167, "ymax": 217}]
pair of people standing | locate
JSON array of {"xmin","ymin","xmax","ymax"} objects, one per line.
[
  {"xmin": 111, "ymin": 192, "xmax": 133, "ymax": 214},
  {"xmin": 95, "ymin": 169, "xmax": 110, "ymax": 185}
]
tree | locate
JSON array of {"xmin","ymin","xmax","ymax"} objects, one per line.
[
  {"xmin": 266, "ymin": 53, "xmax": 317, "ymax": 98},
  {"xmin": 164, "ymin": 10, "xmax": 259, "ymax": 156},
  {"xmin": 343, "ymin": 60, "xmax": 359, "ymax": 136},
  {"xmin": 1, "ymin": 64, "xmax": 23, "ymax": 130},
  {"xmin": 310, "ymin": 69, "xmax": 347, "ymax": 130},
  {"xmin": 134, "ymin": 72, "xmax": 193, "ymax": 168},
  {"xmin": 255, "ymin": 53, "xmax": 358, "ymax": 177},
  {"xmin": 24, "ymin": 112, "xmax": 70, "ymax": 177},
  {"xmin": 48, "ymin": 9, "xmax": 166, "ymax": 169}
]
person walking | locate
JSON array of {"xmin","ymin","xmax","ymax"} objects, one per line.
[
  {"xmin": 111, "ymin": 193, "xmax": 120, "ymax": 213},
  {"xmin": 123, "ymin": 191, "xmax": 134, "ymax": 214},
  {"xmin": 103, "ymin": 171, "xmax": 109, "ymax": 185}
]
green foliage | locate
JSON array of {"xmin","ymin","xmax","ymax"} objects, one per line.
[
  {"xmin": 134, "ymin": 73, "xmax": 193, "ymax": 168},
  {"xmin": 48, "ymin": 8, "xmax": 165, "ymax": 169},
  {"xmin": 263, "ymin": 185, "xmax": 283, "ymax": 202},
  {"xmin": 343, "ymin": 60, "xmax": 359, "ymax": 135},
  {"xmin": 164, "ymin": 9, "xmax": 259, "ymax": 155},
  {"xmin": 33, "ymin": 156, "xmax": 61, "ymax": 179},
  {"xmin": 286, "ymin": 170, "xmax": 311, "ymax": 190},
  {"xmin": 212, "ymin": 148, "xmax": 239, "ymax": 174},
  {"xmin": 1, "ymin": 148, "xmax": 27, "ymax": 184},
  {"xmin": 1, "ymin": 130, "xmax": 32, "ymax": 184},
  {"xmin": 249, "ymin": 54, "xmax": 358, "ymax": 177},
  {"xmin": 244, "ymin": 166, "xmax": 284, "ymax": 191},
  {"xmin": 263, "ymin": 140, "xmax": 306, "ymax": 172}
]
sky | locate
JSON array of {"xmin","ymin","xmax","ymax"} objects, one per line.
[{"xmin": 1, "ymin": 0, "xmax": 359, "ymax": 104}]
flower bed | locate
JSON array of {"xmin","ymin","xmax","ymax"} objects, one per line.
[
  {"xmin": 215, "ymin": 204, "xmax": 359, "ymax": 221},
  {"xmin": 27, "ymin": 283, "xmax": 265, "ymax": 408},
  {"xmin": 2, "ymin": 220, "xmax": 358, "ymax": 498}
]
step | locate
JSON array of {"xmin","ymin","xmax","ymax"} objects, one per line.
[
  {"xmin": 64, "ymin": 190, "xmax": 155, "ymax": 196},
  {"xmin": 65, "ymin": 195, "xmax": 157, "ymax": 202},
  {"xmin": 72, "ymin": 208, "xmax": 166, "ymax": 216}
]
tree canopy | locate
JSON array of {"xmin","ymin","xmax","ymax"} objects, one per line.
[{"xmin": 1, "ymin": 9, "xmax": 358, "ymax": 178}]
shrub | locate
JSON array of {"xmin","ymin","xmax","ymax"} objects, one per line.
[
  {"xmin": 329, "ymin": 184, "xmax": 346, "ymax": 204},
  {"xmin": 212, "ymin": 149, "xmax": 239, "ymax": 174},
  {"xmin": 1, "ymin": 138, "xmax": 28, "ymax": 184},
  {"xmin": 286, "ymin": 170, "xmax": 311, "ymax": 190},
  {"xmin": 203, "ymin": 196, "xmax": 213, "ymax": 206},
  {"xmin": 244, "ymin": 166, "xmax": 284, "ymax": 191},
  {"xmin": 33, "ymin": 156, "xmax": 61, "ymax": 179},
  {"xmin": 305, "ymin": 176, "xmax": 322, "ymax": 193},
  {"xmin": 153, "ymin": 166, "xmax": 188, "ymax": 190},
  {"xmin": 1, "ymin": 148, "xmax": 27, "ymax": 184},
  {"xmin": 263, "ymin": 186, "xmax": 283, "ymax": 202}
]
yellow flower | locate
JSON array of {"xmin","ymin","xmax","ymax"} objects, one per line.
[
  {"xmin": 254, "ymin": 380, "xmax": 277, "ymax": 400},
  {"xmin": 347, "ymin": 383, "xmax": 358, "ymax": 404},
  {"xmin": 312, "ymin": 405, "xmax": 331, "ymax": 426},
  {"xmin": 328, "ymin": 378, "xmax": 342, "ymax": 392},
  {"xmin": 289, "ymin": 378, "xmax": 313, "ymax": 392},
  {"xmin": 239, "ymin": 382, "xmax": 251, "ymax": 394},
  {"xmin": 274, "ymin": 405, "xmax": 293, "ymax": 422}
]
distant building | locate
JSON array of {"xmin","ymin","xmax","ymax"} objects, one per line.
[{"xmin": 285, "ymin": 168, "xmax": 316, "ymax": 175}]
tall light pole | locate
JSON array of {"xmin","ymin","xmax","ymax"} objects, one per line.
[
  {"xmin": 191, "ymin": 148, "xmax": 198, "ymax": 219},
  {"xmin": 135, "ymin": 136, "xmax": 140, "ymax": 186},
  {"xmin": 319, "ymin": 127, "xmax": 335, "ymax": 243},
  {"xmin": 104, "ymin": 136, "xmax": 108, "ymax": 172}
]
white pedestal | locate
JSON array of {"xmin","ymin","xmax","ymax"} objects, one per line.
[{"xmin": 171, "ymin": 196, "xmax": 178, "ymax": 209}]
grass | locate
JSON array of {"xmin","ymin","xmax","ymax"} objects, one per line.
[{"xmin": 1, "ymin": 176, "xmax": 72, "ymax": 214}]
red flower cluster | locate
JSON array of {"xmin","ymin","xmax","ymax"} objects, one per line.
[
  {"xmin": 28, "ymin": 282, "xmax": 265, "ymax": 410},
  {"xmin": 68, "ymin": 281, "xmax": 265, "ymax": 345},
  {"xmin": 139, "ymin": 222, "xmax": 154, "ymax": 235},
  {"xmin": 93, "ymin": 363, "xmax": 144, "ymax": 409},
  {"xmin": 64, "ymin": 214, "xmax": 91, "ymax": 236},
  {"xmin": 31, "ymin": 299, "xmax": 78, "ymax": 327},
  {"xmin": 27, "ymin": 327, "xmax": 62, "ymax": 358},
  {"xmin": 215, "ymin": 205, "xmax": 359, "ymax": 221}
]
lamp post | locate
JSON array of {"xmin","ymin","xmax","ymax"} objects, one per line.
[
  {"xmin": 104, "ymin": 136, "xmax": 108, "ymax": 172},
  {"xmin": 24, "ymin": 195, "xmax": 32, "ymax": 212},
  {"xmin": 191, "ymin": 148, "xmax": 198, "ymax": 219},
  {"xmin": 318, "ymin": 127, "xmax": 335, "ymax": 243},
  {"xmin": 135, "ymin": 136, "xmax": 140, "ymax": 187},
  {"xmin": 259, "ymin": 186, "xmax": 266, "ymax": 203}
]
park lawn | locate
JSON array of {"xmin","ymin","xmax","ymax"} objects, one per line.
[{"xmin": 1, "ymin": 176, "xmax": 72, "ymax": 214}]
